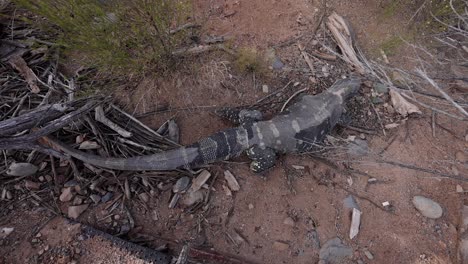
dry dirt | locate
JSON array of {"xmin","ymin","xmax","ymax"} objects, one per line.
[{"xmin": 1, "ymin": 0, "xmax": 468, "ymax": 264}]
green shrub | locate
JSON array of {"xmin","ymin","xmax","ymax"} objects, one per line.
[
  {"xmin": 14, "ymin": 0, "xmax": 191, "ymax": 75},
  {"xmin": 234, "ymin": 47, "xmax": 267, "ymax": 75}
]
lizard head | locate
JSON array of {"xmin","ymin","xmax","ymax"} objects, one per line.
[{"xmin": 328, "ymin": 77, "xmax": 361, "ymax": 103}]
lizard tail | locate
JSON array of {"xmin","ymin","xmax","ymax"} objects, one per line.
[{"xmin": 47, "ymin": 127, "xmax": 249, "ymax": 171}]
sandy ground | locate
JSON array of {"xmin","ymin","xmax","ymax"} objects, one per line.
[{"xmin": 1, "ymin": 0, "xmax": 467, "ymax": 263}]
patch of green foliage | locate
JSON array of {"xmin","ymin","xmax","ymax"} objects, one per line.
[
  {"xmin": 380, "ymin": 36, "xmax": 405, "ymax": 56},
  {"xmin": 14, "ymin": 0, "xmax": 191, "ymax": 75},
  {"xmin": 422, "ymin": 0, "xmax": 466, "ymax": 33},
  {"xmin": 382, "ymin": 1, "xmax": 402, "ymax": 19},
  {"xmin": 234, "ymin": 47, "xmax": 267, "ymax": 75}
]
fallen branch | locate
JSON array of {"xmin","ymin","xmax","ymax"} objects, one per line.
[
  {"xmin": 95, "ymin": 105, "xmax": 133, "ymax": 138},
  {"xmin": 8, "ymin": 55, "xmax": 40, "ymax": 93}
]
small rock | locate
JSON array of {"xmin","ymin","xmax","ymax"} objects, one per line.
[
  {"xmin": 412, "ymin": 196, "xmax": 443, "ymax": 219},
  {"xmin": 349, "ymin": 208, "xmax": 361, "ymax": 239},
  {"xmin": 188, "ymin": 170, "xmax": 211, "ymax": 193},
  {"xmin": 38, "ymin": 249, "xmax": 44, "ymax": 255},
  {"xmin": 363, "ymin": 249, "xmax": 374, "ymax": 260},
  {"xmin": 79, "ymin": 141, "xmax": 100, "ymax": 150},
  {"xmin": 59, "ymin": 187, "xmax": 74, "ymax": 202},
  {"xmin": 382, "ymin": 201, "xmax": 390, "ymax": 207},
  {"xmin": 72, "ymin": 196, "xmax": 83, "ymax": 205},
  {"xmin": 114, "ymin": 214, "xmax": 121, "ymax": 220},
  {"xmin": 0, "ymin": 227, "xmax": 14, "ymax": 239},
  {"xmin": 452, "ymin": 166, "xmax": 460, "ymax": 176},
  {"xmin": 359, "ymin": 133, "xmax": 366, "ymax": 140},
  {"xmin": 283, "ymin": 217, "xmax": 295, "ymax": 227},
  {"xmin": 457, "ymin": 185, "xmax": 464, "ymax": 193},
  {"xmin": 38, "ymin": 176, "xmax": 45, "ymax": 182},
  {"xmin": 90, "ymin": 194, "xmax": 101, "ymax": 204},
  {"xmin": 456, "ymin": 151, "xmax": 467, "ymax": 163},
  {"xmin": 44, "ymin": 175, "xmax": 52, "ymax": 182},
  {"xmin": 319, "ymin": 238, "xmax": 353, "ymax": 264},
  {"xmin": 248, "ymin": 203, "xmax": 254, "ymax": 210},
  {"xmin": 182, "ymin": 190, "xmax": 204, "ymax": 206},
  {"xmin": 101, "ymin": 192, "xmax": 113, "ymax": 203},
  {"xmin": 272, "ymin": 57, "xmax": 284, "ymax": 70},
  {"xmin": 262, "ymin": 85, "xmax": 269, "ymax": 93},
  {"xmin": 222, "ymin": 185, "xmax": 232, "ymax": 196},
  {"xmin": 68, "ymin": 204, "xmax": 89, "ymax": 219},
  {"xmin": 35, "ymin": 232, "xmax": 42, "ymax": 238},
  {"xmin": 273, "ymin": 241, "xmax": 289, "ymax": 251},
  {"xmin": 25, "ymin": 180, "xmax": 41, "ymax": 190},
  {"xmin": 224, "ymin": 170, "xmax": 240, "ymax": 191},
  {"xmin": 373, "ymin": 82, "xmax": 389, "ymax": 93},
  {"xmin": 5, "ymin": 191, "xmax": 12, "ymax": 200},
  {"xmin": 173, "ymin": 177, "xmax": 190, "ymax": 193},
  {"xmin": 343, "ymin": 195, "xmax": 360, "ymax": 210},
  {"xmin": 347, "ymin": 139, "xmax": 368, "ymax": 156},
  {"xmin": 138, "ymin": 192, "xmax": 150, "ymax": 203},
  {"xmin": 64, "ymin": 180, "xmax": 79, "ymax": 187},
  {"xmin": 6, "ymin": 163, "xmax": 38, "ymax": 177}
]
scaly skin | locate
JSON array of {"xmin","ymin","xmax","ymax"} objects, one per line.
[{"xmin": 49, "ymin": 77, "xmax": 361, "ymax": 171}]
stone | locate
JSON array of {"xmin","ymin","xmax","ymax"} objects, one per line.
[
  {"xmin": 173, "ymin": 177, "xmax": 190, "ymax": 193},
  {"xmin": 457, "ymin": 185, "xmax": 464, "ymax": 193},
  {"xmin": 181, "ymin": 190, "xmax": 204, "ymax": 206},
  {"xmin": 363, "ymin": 249, "xmax": 374, "ymax": 260},
  {"xmin": 5, "ymin": 191, "xmax": 12, "ymax": 200},
  {"xmin": 188, "ymin": 170, "xmax": 211, "ymax": 193},
  {"xmin": 25, "ymin": 180, "xmax": 41, "ymax": 190},
  {"xmin": 90, "ymin": 194, "xmax": 101, "ymax": 204},
  {"xmin": 283, "ymin": 217, "xmax": 295, "ymax": 227},
  {"xmin": 101, "ymin": 192, "xmax": 113, "ymax": 203},
  {"xmin": 138, "ymin": 192, "xmax": 150, "ymax": 203},
  {"xmin": 319, "ymin": 238, "xmax": 353, "ymax": 264},
  {"xmin": 79, "ymin": 141, "xmax": 100, "ymax": 150},
  {"xmin": 59, "ymin": 187, "xmax": 74, "ymax": 202},
  {"xmin": 412, "ymin": 196, "xmax": 443, "ymax": 219},
  {"xmin": 248, "ymin": 203, "xmax": 254, "ymax": 210},
  {"xmin": 272, "ymin": 57, "xmax": 284, "ymax": 70},
  {"xmin": 68, "ymin": 204, "xmax": 89, "ymax": 219},
  {"xmin": 373, "ymin": 82, "xmax": 389, "ymax": 94},
  {"xmin": 347, "ymin": 139, "xmax": 368, "ymax": 156},
  {"xmin": 456, "ymin": 151, "xmax": 467, "ymax": 163},
  {"xmin": 44, "ymin": 175, "xmax": 52, "ymax": 182},
  {"xmin": 0, "ymin": 227, "xmax": 14, "ymax": 239},
  {"xmin": 72, "ymin": 196, "xmax": 83, "ymax": 205},
  {"xmin": 262, "ymin": 85, "xmax": 269, "ymax": 93},
  {"xmin": 64, "ymin": 180, "xmax": 79, "ymax": 187},
  {"xmin": 7, "ymin": 163, "xmax": 38, "ymax": 177},
  {"xmin": 224, "ymin": 170, "xmax": 240, "ymax": 191},
  {"xmin": 343, "ymin": 195, "xmax": 360, "ymax": 210},
  {"xmin": 349, "ymin": 208, "xmax": 361, "ymax": 239},
  {"xmin": 273, "ymin": 241, "xmax": 289, "ymax": 251}
]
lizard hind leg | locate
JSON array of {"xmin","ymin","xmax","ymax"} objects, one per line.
[
  {"xmin": 215, "ymin": 107, "xmax": 263, "ymax": 124},
  {"xmin": 246, "ymin": 146, "xmax": 277, "ymax": 173}
]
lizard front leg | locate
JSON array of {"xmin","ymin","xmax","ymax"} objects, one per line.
[
  {"xmin": 246, "ymin": 145, "xmax": 277, "ymax": 173},
  {"xmin": 215, "ymin": 108, "xmax": 263, "ymax": 124}
]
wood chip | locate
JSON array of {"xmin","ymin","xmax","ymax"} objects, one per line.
[
  {"xmin": 188, "ymin": 170, "xmax": 211, "ymax": 193},
  {"xmin": 8, "ymin": 55, "xmax": 40, "ymax": 93},
  {"xmin": 224, "ymin": 170, "xmax": 240, "ymax": 191}
]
